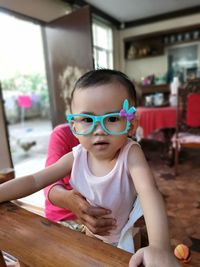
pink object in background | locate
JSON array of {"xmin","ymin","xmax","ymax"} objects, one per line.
[{"xmin": 17, "ymin": 95, "xmax": 32, "ymax": 108}]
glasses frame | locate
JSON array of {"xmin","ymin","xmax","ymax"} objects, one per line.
[{"xmin": 66, "ymin": 113, "xmax": 131, "ymax": 136}]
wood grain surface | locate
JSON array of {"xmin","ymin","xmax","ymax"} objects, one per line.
[{"xmin": 0, "ymin": 202, "xmax": 133, "ymax": 267}]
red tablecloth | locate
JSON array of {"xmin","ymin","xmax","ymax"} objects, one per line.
[{"xmin": 137, "ymin": 106, "xmax": 177, "ymax": 138}]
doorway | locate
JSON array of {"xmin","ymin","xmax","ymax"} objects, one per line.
[{"xmin": 0, "ymin": 12, "xmax": 52, "ymax": 181}]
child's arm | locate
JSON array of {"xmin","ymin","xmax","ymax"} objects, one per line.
[
  {"xmin": 128, "ymin": 145, "xmax": 170, "ymax": 248},
  {"xmin": 0, "ymin": 152, "xmax": 74, "ymax": 203},
  {"xmin": 128, "ymin": 145, "xmax": 180, "ymax": 266}
]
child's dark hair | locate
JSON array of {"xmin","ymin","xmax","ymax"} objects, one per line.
[{"xmin": 70, "ymin": 69, "xmax": 136, "ymax": 110}]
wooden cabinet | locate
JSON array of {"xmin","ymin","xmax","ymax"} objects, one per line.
[
  {"xmin": 139, "ymin": 84, "xmax": 170, "ymax": 106},
  {"xmin": 125, "ymin": 36, "xmax": 164, "ymax": 60},
  {"xmin": 124, "ymin": 25, "xmax": 200, "ymax": 60}
]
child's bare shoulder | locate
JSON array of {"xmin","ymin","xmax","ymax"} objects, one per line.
[{"xmin": 127, "ymin": 141, "xmax": 147, "ymax": 166}]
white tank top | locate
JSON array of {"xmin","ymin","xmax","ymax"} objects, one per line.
[{"xmin": 70, "ymin": 139, "xmax": 138, "ymax": 243}]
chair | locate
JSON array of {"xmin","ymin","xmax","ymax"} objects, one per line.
[
  {"xmin": 173, "ymin": 79, "xmax": 200, "ymax": 175},
  {"xmin": 132, "ymin": 216, "xmax": 148, "ymax": 251}
]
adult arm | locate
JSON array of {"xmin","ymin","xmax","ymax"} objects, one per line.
[
  {"xmin": 49, "ymin": 187, "xmax": 116, "ymax": 235},
  {"xmin": 128, "ymin": 145, "xmax": 180, "ymax": 267}
]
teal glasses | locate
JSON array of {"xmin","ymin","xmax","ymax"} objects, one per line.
[{"xmin": 66, "ymin": 99, "xmax": 136, "ymax": 136}]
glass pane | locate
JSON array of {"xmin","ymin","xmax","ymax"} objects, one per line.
[
  {"xmin": 97, "ymin": 50, "xmax": 107, "ymax": 69},
  {"xmin": 168, "ymin": 45, "xmax": 198, "ymax": 82},
  {"xmin": 92, "ymin": 21, "xmax": 113, "ymax": 69},
  {"xmin": 168, "ymin": 45, "xmax": 198, "ymax": 67},
  {"xmin": 96, "ymin": 25, "xmax": 109, "ymax": 49}
]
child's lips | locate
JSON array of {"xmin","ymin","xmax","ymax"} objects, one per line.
[
  {"xmin": 93, "ymin": 141, "xmax": 109, "ymax": 149},
  {"xmin": 93, "ymin": 141, "xmax": 109, "ymax": 145}
]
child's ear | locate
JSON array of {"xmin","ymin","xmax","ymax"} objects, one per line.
[{"xmin": 128, "ymin": 119, "xmax": 138, "ymax": 137}]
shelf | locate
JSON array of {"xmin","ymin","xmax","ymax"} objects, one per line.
[
  {"xmin": 124, "ymin": 25, "xmax": 200, "ymax": 60},
  {"xmin": 125, "ymin": 36, "xmax": 164, "ymax": 60},
  {"xmin": 140, "ymin": 84, "xmax": 170, "ymax": 95},
  {"xmin": 139, "ymin": 84, "xmax": 170, "ymax": 106}
]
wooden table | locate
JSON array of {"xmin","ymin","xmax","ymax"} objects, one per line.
[
  {"xmin": 137, "ymin": 106, "xmax": 177, "ymax": 139},
  {"xmin": 0, "ymin": 202, "xmax": 134, "ymax": 267}
]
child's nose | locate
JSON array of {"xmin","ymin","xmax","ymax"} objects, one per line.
[{"xmin": 93, "ymin": 122, "xmax": 107, "ymax": 135}]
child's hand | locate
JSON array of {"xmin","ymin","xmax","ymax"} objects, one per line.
[{"xmin": 129, "ymin": 246, "xmax": 181, "ymax": 267}]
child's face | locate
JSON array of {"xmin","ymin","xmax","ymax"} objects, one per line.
[{"xmin": 71, "ymin": 82, "xmax": 136, "ymax": 159}]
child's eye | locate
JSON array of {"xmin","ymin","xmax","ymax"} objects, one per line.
[
  {"xmin": 108, "ymin": 116, "xmax": 119, "ymax": 122},
  {"xmin": 81, "ymin": 117, "xmax": 93, "ymax": 123}
]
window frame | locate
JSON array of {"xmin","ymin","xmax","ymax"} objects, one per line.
[{"xmin": 92, "ymin": 19, "xmax": 113, "ymax": 69}]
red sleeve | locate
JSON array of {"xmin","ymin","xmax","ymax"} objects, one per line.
[{"xmin": 44, "ymin": 124, "xmax": 79, "ymax": 198}]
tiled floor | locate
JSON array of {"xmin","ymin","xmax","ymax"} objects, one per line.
[{"xmin": 142, "ymin": 140, "xmax": 200, "ymax": 267}]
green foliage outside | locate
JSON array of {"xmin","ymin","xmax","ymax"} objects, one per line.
[{"xmin": 2, "ymin": 73, "xmax": 49, "ymax": 105}]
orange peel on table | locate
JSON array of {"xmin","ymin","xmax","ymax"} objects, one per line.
[{"xmin": 174, "ymin": 244, "xmax": 191, "ymax": 263}]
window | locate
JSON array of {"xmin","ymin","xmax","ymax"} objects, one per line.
[{"xmin": 92, "ymin": 21, "xmax": 113, "ymax": 69}]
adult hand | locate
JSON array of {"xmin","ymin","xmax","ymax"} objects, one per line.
[
  {"xmin": 48, "ymin": 185, "xmax": 116, "ymax": 235},
  {"xmin": 68, "ymin": 190, "xmax": 117, "ymax": 235},
  {"xmin": 129, "ymin": 246, "xmax": 181, "ymax": 267}
]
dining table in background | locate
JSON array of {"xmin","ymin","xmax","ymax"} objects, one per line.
[{"xmin": 136, "ymin": 106, "xmax": 177, "ymax": 140}]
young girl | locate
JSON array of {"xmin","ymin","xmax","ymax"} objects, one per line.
[{"xmin": 0, "ymin": 69, "xmax": 179, "ymax": 267}]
